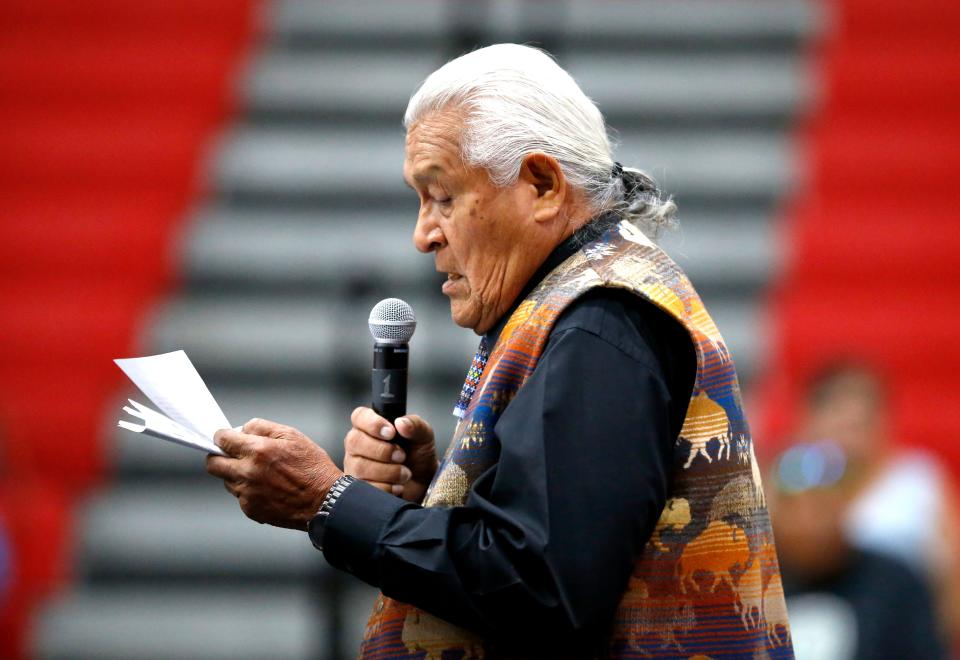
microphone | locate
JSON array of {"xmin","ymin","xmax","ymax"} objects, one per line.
[{"xmin": 368, "ymin": 298, "xmax": 417, "ymax": 438}]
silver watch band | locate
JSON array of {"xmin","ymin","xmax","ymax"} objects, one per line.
[{"xmin": 308, "ymin": 474, "xmax": 357, "ymax": 551}]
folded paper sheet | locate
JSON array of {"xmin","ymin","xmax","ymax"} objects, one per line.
[{"xmin": 115, "ymin": 350, "xmax": 230, "ymax": 456}]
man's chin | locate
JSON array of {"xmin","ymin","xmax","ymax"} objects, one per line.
[{"xmin": 448, "ymin": 302, "xmax": 483, "ymax": 334}]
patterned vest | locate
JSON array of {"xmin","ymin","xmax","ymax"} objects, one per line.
[{"xmin": 359, "ymin": 221, "xmax": 794, "ymax": 659}]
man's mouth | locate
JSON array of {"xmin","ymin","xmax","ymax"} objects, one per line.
[{"xmin": 441, "ymin": 272, "xmax": 463, "ymax": 296}]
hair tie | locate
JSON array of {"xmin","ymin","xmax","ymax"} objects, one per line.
[{"xmin": 611, "ymin": 161, "xmax": 624, "ymax": 180}]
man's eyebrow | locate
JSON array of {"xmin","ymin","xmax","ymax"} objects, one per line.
[{"xmin": 407, "ymin": 169, "xmax": 441, "ymax": 187}]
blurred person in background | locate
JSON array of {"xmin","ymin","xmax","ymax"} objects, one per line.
[
  {"xmin": 206, "ymin": 44, "xmax": 794, "ymax": 657},
  {"xmin": 799, "ymin": 362, "xmax": 960, "ymax": 644},
  {"xmin": 769, "ymin": 441, "xmax": 947, "ymax": 659}
]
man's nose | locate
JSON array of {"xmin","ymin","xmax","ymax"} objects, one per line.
[{"xmin": 413, "ymin": 211, "xmax": 445, "ymax": 253}]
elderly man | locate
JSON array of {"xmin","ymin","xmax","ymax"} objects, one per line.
[{"xmin": 206, "ymin": 44, "xmax": 793, "ymax": 658}]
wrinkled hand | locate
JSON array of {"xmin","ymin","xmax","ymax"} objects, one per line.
[
  {"xmin": 206, "ymin": 418, "xmax": 343, "ymax": 530},
  {"xmin": 344, "ymin": 407, "xmax": 438, "ymax": 503}
]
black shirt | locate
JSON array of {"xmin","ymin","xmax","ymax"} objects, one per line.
[
  {"xmin": 782, "ymin": 549, "xmax": 947, "ymax": 659},
  {"xmin": 323, "ymin": 219, "xmax": 697, "ymax": 648}
]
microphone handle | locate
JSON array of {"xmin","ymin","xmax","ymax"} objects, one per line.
[{"xmin": 372, "ymin": 343, "xmax": 408, "ymax": 446}]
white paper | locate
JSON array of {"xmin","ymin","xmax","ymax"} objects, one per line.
[
  {"xmin": 119, "ymin": 399, "xmax": 225, "ymax": 455},
  {"xmin": 114, "ymin": 350, "xmax": 230, "ymax": 456}
]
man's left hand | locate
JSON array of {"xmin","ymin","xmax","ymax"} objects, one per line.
[{"xmin": 206, "ymin": 418, "xmax": 343, "ymax": 530}]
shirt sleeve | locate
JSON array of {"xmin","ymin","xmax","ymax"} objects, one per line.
[{"xmin": 322, "ymin": 300, "xmax": 680, "ymax": 648}]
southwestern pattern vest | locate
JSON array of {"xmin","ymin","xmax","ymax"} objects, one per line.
[{"xmin": 359, "ymin": 221, "xmax": 794, "ymax": 659}]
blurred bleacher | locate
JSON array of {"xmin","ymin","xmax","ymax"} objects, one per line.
[{"xmin": 25, "ymin": 1, "xmax": 822, "ymax": 658}]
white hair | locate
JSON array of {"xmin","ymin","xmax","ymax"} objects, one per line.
[{"xmin": 404, "ymin": 43, "xmax": 676, "ymax": 236}]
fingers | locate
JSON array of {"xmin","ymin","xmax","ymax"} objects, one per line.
[
  {"xmin": 206, "ymin": 454, "xmax": 241, "ymax": 480},
  {"xmin": 242, "ymin": 417, "xmax": 298, "ymax": 440},
  {"xmin": 207, "ymin": 422, "xmax": 339, "ymax": 530},
  {"xmin": 344, "ymin": 415, "xmax": 411, "ymax": 498},
  {"xmin": 342, "ymin": 408, "xmax": 434, "ymax": 500},
  {"xmin": 351, "ymin": 406, "xmax": 396, "ymax": 441},
  {"xmin": 394, "ymin": 414, "xmax": 434, "ymax": 444},
  {"xmin": 346, "ymin": 455, "xmax": 411, "ymax": 485},
  {"xmin": 344, "ymin": 428, "xmax": 405, "ymax": 464},
  {"xmin": 214, "ymin": 428, "xmax": 257, "ymax": 457},
  {"xmin": 223, "ymin": 479, "xmax": 241, "ymax": 498}
]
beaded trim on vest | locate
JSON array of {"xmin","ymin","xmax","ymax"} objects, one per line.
[{"xmin": 359, "ymin": 221, "xmax": 794, "ymax": 659}]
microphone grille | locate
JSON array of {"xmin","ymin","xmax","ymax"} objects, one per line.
[{"xmin": 368, "ymin": 298, "xmax": 417, "ymax": 344}]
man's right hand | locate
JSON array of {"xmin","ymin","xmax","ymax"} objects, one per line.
[{"xmin": 344, "ymin": 407, "xmax": 439, "ymax": 503}]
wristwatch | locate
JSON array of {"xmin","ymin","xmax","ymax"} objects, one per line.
[{"xmin": 307, "ymin": 474, "xmax": 357, "ymax": 552}]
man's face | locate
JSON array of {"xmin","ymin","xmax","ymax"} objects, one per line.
[
  {"xmin": 804, "ymin": 375, "xmax": 888, "ymax": 464},
  {"xmin": 403, "ymin": 110, "xmax": 550, "ymax": 335}
]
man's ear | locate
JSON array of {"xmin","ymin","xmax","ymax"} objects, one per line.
[{"xmin": 518, "ymin": 153, "xmax": 566, "ymax": 223}]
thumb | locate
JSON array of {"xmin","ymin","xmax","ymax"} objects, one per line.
[{"xmin": 394, "ymin": 415, "xmax": 433, "ymax": 445}]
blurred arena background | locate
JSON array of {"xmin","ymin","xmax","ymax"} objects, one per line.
[{"xmin": 0, "ymin": 1, "xmax": 957, "ymax": 658}]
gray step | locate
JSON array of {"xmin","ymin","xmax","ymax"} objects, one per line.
[
  {"xmin": 181, "ymin": 208, "xmax": 434, "ymax": 291},
  {"xmin": 144, "ymin": 293, "xmax": 479, "ymax": 379},
  {"xmin": 269, "ymin": 0, "xmax": 821, "ymax": 46},
  {"xmin": 75, "ymin": 481, "xmax": 319, "ymax": 579},
  {"xmin": 243, "ymin": 51, "xmax": 440, "ymax": 119},
  {"xmin": 212, "ymin": 127, "xmax": 793, "ymax": 202},
  {"xmin": 182, "ymin": 207, "xmax": 777, "ymax": 293},
  {"xmin": 33, "ymin": 585, "xmax": 326, "ymax": 660},
  {"xmin": 569, "ymin": 54, "xmax": 812, "ymax": 120},
  {"xmin": 515, "ymin": 0, "xmax": 822, "ymax": 43},
  {"xmin": 143, "ymin": 296, "xmax": 347, "ymax": 375},
  {"xmin": 245, "ymin": 51, "xmax": 811, "ymax": 122},
  {"xmin": 659, "ymin": 212, "xmax": 782, "ymax": 291}
]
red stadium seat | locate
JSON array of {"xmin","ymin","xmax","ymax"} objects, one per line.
[{"xmin": 0, "ymin": 1, "xmax": 258, "ymax": 655}]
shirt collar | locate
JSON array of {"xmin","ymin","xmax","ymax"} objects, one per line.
[{"xmin": 483, "ymin": 213, "xmax": 620, "ymax": 349}]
